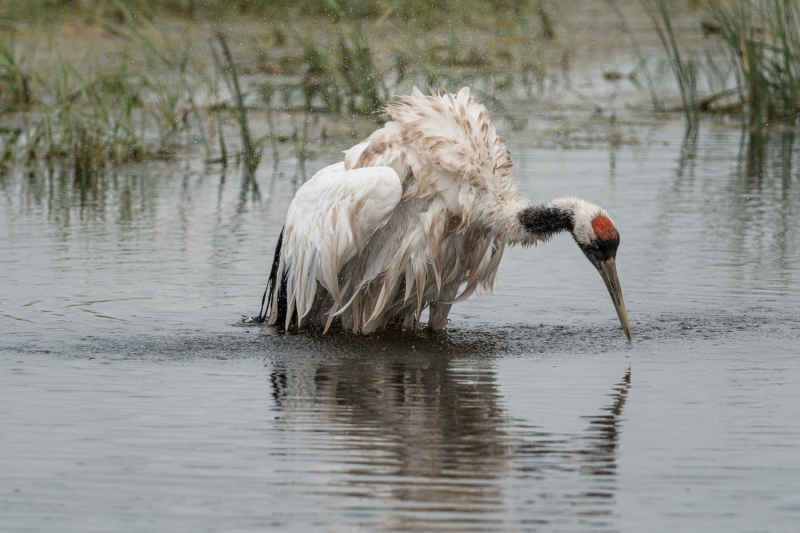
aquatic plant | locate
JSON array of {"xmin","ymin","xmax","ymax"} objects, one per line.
[
  {"xmin": 297, "ymin": 21, "xmax": 387, "ymax": 116},
  {"xmin": 707, "ymin": 0, "xmax": 800, "ymax": 127},
  {"xmin": 43, "ymin": 60, "xmax": 151, "ymax": 175},
  {"xmin": 338, "ymin": 22, "xmax": 385, "ymax": 115},
  {"xmin": 0, "ymin": 0, "xmax": 538, "ymax": 21},
  {"xmin": 637, "ymin": 0, "xmax": 800, "ymax": 128},
  {"xmin": 0, "ymin": 0, "xmax": 556, "ymax": 174},
  {"xmin": 0, "ymin": 40, "xmax": 33, "ymax": 111},
  {"xmin": 641, "ymin": 0, "xmax": 699, "ymax": 131},
  {"xmin": 212, "ymin": 32, "xmax": 261, "ymax": 178}
]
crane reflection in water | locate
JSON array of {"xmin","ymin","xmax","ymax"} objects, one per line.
[{"xmin": 265, "ymin": 332, "xmax": 631, "ymax": 531}]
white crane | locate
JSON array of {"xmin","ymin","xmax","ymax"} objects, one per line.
[{"xmin": 258, "ymin": 87, "xmax": 631, "ymax": 341}]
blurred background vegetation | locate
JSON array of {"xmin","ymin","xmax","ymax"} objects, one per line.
[{"xmin": 1, "ymin": 0, "xmax": 799, "ymax": 178}]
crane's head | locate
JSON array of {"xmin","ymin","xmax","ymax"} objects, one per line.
[{"xmin": 565, "ymin": 198, "xmax": 632, "ymax": 342}]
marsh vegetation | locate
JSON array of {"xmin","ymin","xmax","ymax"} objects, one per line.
[
  {"xmin": 1, "ymin": 0, "xmax": 799, "ymax": 179},
  {"xmin": 639, "ymin": 0, "xmax": 800, "ymax": 132}
]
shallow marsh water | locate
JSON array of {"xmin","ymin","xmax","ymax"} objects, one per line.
[{"xmin": 2, "ymin": 120, "xmax": 800, "ymax": 532}]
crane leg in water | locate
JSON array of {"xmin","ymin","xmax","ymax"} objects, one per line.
[{"xmin": 429, "ymin": 284, "xmax": 460, "ymax": 331}]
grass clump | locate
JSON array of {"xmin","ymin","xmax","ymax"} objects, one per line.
[
  {"xmin": 1, "ymin": 4, "xmax": 233, "ymax": 176},
  {"xmin": 639, "ymin": 0, "xmax": 800, "ymax": 129},
  {"xmin": 0, "ymin": 0, "xmax": 558, "ymax": 176},
  {"xmin": 212, "ymin": 31, "xmax": 261, "ymax": 178},
  {"xmin": 0, "ymin": 41, "xmax": 33, "ymax": 110},
  {"xmin": 36, "ymin": 62, "xmax": 155, "ymax": 175},
  {"xmin": 0, "ymin": 41, "xmax": 197, "ymax": 175},
  {"xmin": 299, "ymin": 22, "xmax": 387, "ymax": 115},
  {"xmin": 0, "ymin": 0, "xmax": 536, "ymax": 24},
  {"xmin": 708, "ymin": 0, "xmax": 800, "ymax": 128},
  {"xmin": 642, "ymin": 0, "xmax": 699, "ymax": 131}
]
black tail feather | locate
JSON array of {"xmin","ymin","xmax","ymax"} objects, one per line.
[{"xmin": 258, "ymin": 227, "xmax": 286, "ymax": 324}]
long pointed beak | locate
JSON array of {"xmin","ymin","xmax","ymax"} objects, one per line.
[{"xmin": 596, "ymin": 258, "xmax": 632, "ymax": 342}]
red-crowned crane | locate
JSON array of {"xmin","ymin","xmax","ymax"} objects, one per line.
[{"xmin": 258, "ymin": 87, "xmax": 631, "ymax": 341}]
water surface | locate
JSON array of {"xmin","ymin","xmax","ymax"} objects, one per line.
[{"xmin": 2, "ymin": 121, "xmax": 800, "ymax": 532}]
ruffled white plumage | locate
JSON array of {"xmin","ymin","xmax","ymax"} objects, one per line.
[
  {"xmin": 276, "ymin": 164, "xmax": 402, "ymax": 330},
  {"xmin": 267, "ymin": 87, "xmax": 530, "ymax": 333}
]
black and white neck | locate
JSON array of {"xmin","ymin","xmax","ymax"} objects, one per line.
[{"xmin": 507, "ymin": 197, "xmax": 609, "ymax": 245}]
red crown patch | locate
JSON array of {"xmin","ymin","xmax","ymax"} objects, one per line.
[{"xmin": 591, "ymin": 216, "xmax": 618, "ymax": 241}]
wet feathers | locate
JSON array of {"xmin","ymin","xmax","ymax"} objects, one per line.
[{"xmin": 264, "ymin": 87, "xmax": 532, "ymax": 333}]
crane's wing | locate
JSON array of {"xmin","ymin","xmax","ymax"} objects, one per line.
[
  {"xmin": 343, "ymin": 87, "xmax": 518, "ymax": 225},
  {"xmin": 335, "ymin": 87, "xmax": 515, "ymax": 310},
  {"xmin": 270, "ymin": 162, "xmax": 402, "ymax": 330}
]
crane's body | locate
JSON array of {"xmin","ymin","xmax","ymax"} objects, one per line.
[{"xmin": 259, "ymin": 88, "xmax": 631, "ymax": 340}]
